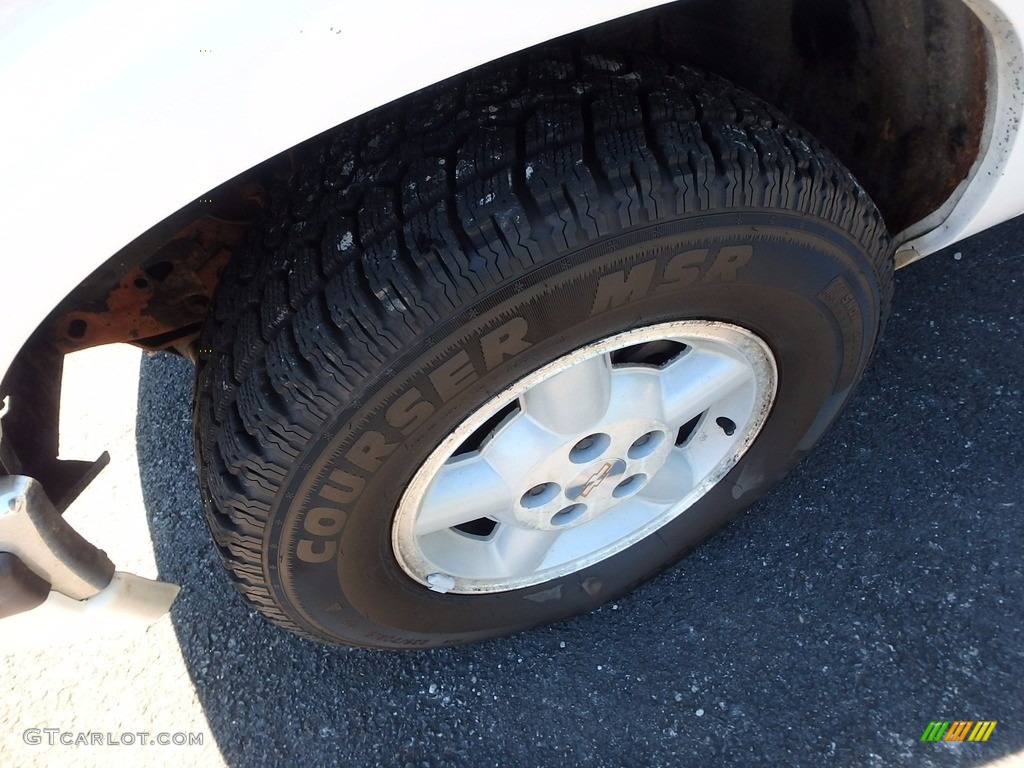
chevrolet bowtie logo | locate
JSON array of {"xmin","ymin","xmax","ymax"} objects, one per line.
[{"xmin": 580, "ymin": 462, "xmax": 614, "ymax": 498}]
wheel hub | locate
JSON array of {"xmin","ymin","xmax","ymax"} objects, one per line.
[{"xmin": 509, "ymin": 414, "xmax": 677, "ymax": 532}]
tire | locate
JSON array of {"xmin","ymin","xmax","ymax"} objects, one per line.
[{"xmin": 194, "ymin": 49, "xmax": 892, "ymax": 649}]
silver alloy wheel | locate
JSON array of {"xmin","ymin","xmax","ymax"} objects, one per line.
[{"xmin": 392, "ymin": 321, "xmax": 777, "ymax": 594}]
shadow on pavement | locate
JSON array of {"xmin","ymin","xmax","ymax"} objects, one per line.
[{"xmin": 136, "ymin": 218, "xmax": 1023, "ymax": 767}]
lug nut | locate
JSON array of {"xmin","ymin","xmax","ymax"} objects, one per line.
[
  {"xmin": 628, "ymin": 430, "xmax": 664, "ymax": 459},
  {"xmin": 569, "ymin": 432, "xmax": 611, "ymax": 464},
  {"xmin": 551, "ymin": 503, "xmax": 586, "ymax": 527},
  {"xmin": 520, "ymin": 482, "xmax": 561, "ymax": 508},
  {"xmin": 613, "ymin": 473, "xmax": 647, "ymax": 498}
]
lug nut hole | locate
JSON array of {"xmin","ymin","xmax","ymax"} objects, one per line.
[
  {"xmin": 520, "ymin": 482, "xmax": 561, "ymax": 509},
  {"xmin": 628, "ymin": 430, "xmax": 665, "ymax": 459},
  {"xmin": 613, "ymin": 473, "xmax": 647, "ymax": 498},
  {"xmin": 551, "ymin": 503, "xmax": 587, "ymax": 526},
  {"xmin": 569, "ymin": 433, "xmax": 611, "ymax": 464}
]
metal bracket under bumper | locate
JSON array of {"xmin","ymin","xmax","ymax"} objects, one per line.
[{"xmin": 0, "ymin": 475, "xmax": 179, "ymax": 646}]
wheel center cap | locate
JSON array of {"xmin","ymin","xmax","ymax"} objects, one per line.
[{"xmin": 567, "ymin": 459, "xmax": 627, "ymax": 502}]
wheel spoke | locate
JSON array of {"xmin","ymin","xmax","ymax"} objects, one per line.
[
  {"xmin": 521, "ymin": 352, "xmax": 612, "ymax": 435},
  {"xmin": 490, "ymin": 525, "xmax": 561, "ymax": 576},
  {"xmin": 482, "ymin": 408, "xmax": 568, "ymax": 482},
  {"xmin": 659, "ymin": 347, "xmax": 752, "ymax": 427},
  {"xmin": 604, "ymin": 366, "xmax": 666, "ymax": 423},
  {"xmin": 680, "ymin": 425, "xmax": 736, "ymax": 480},
  {"xmin": 414, "ymin": 456, "xmax": 512, "ymax": 536},
  {"xmin": 641, "ymin": 448, "xmax": 694, "ymax": 504}
]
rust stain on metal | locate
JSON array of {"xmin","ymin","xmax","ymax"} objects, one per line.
[
  {"xmin": 951, "ymin": 20, "xmax": 989, "ymax": 191},
  {"xmin": 50, "ymin": 216, "xmax": 245, "ymax": 353}
]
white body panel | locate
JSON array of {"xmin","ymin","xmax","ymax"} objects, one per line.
[
  {"xmin": 1, "ymin": 0, "xmax": 1023, "ymax": 385},
  {"xmin": 0, "ymin": 0, "xmax": 671, "ymax": 382}
]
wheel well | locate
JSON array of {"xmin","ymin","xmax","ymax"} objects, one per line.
[
  {"xmin": 39, "ymin": 0, "xmax": 985, "ymax": 358},
  {"xmin": 593, "ymin": 0, "xmax": 987, "ymax": 240}
]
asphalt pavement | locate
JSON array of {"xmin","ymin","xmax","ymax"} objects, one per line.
[{"xmin": 4, "ymin": 215, "xmax": 1023, "ymax": 768}]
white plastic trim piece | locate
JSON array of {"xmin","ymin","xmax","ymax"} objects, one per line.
[{"xmin": 0, "ymin": 572, "xmax": 180, "ymax": 651}]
